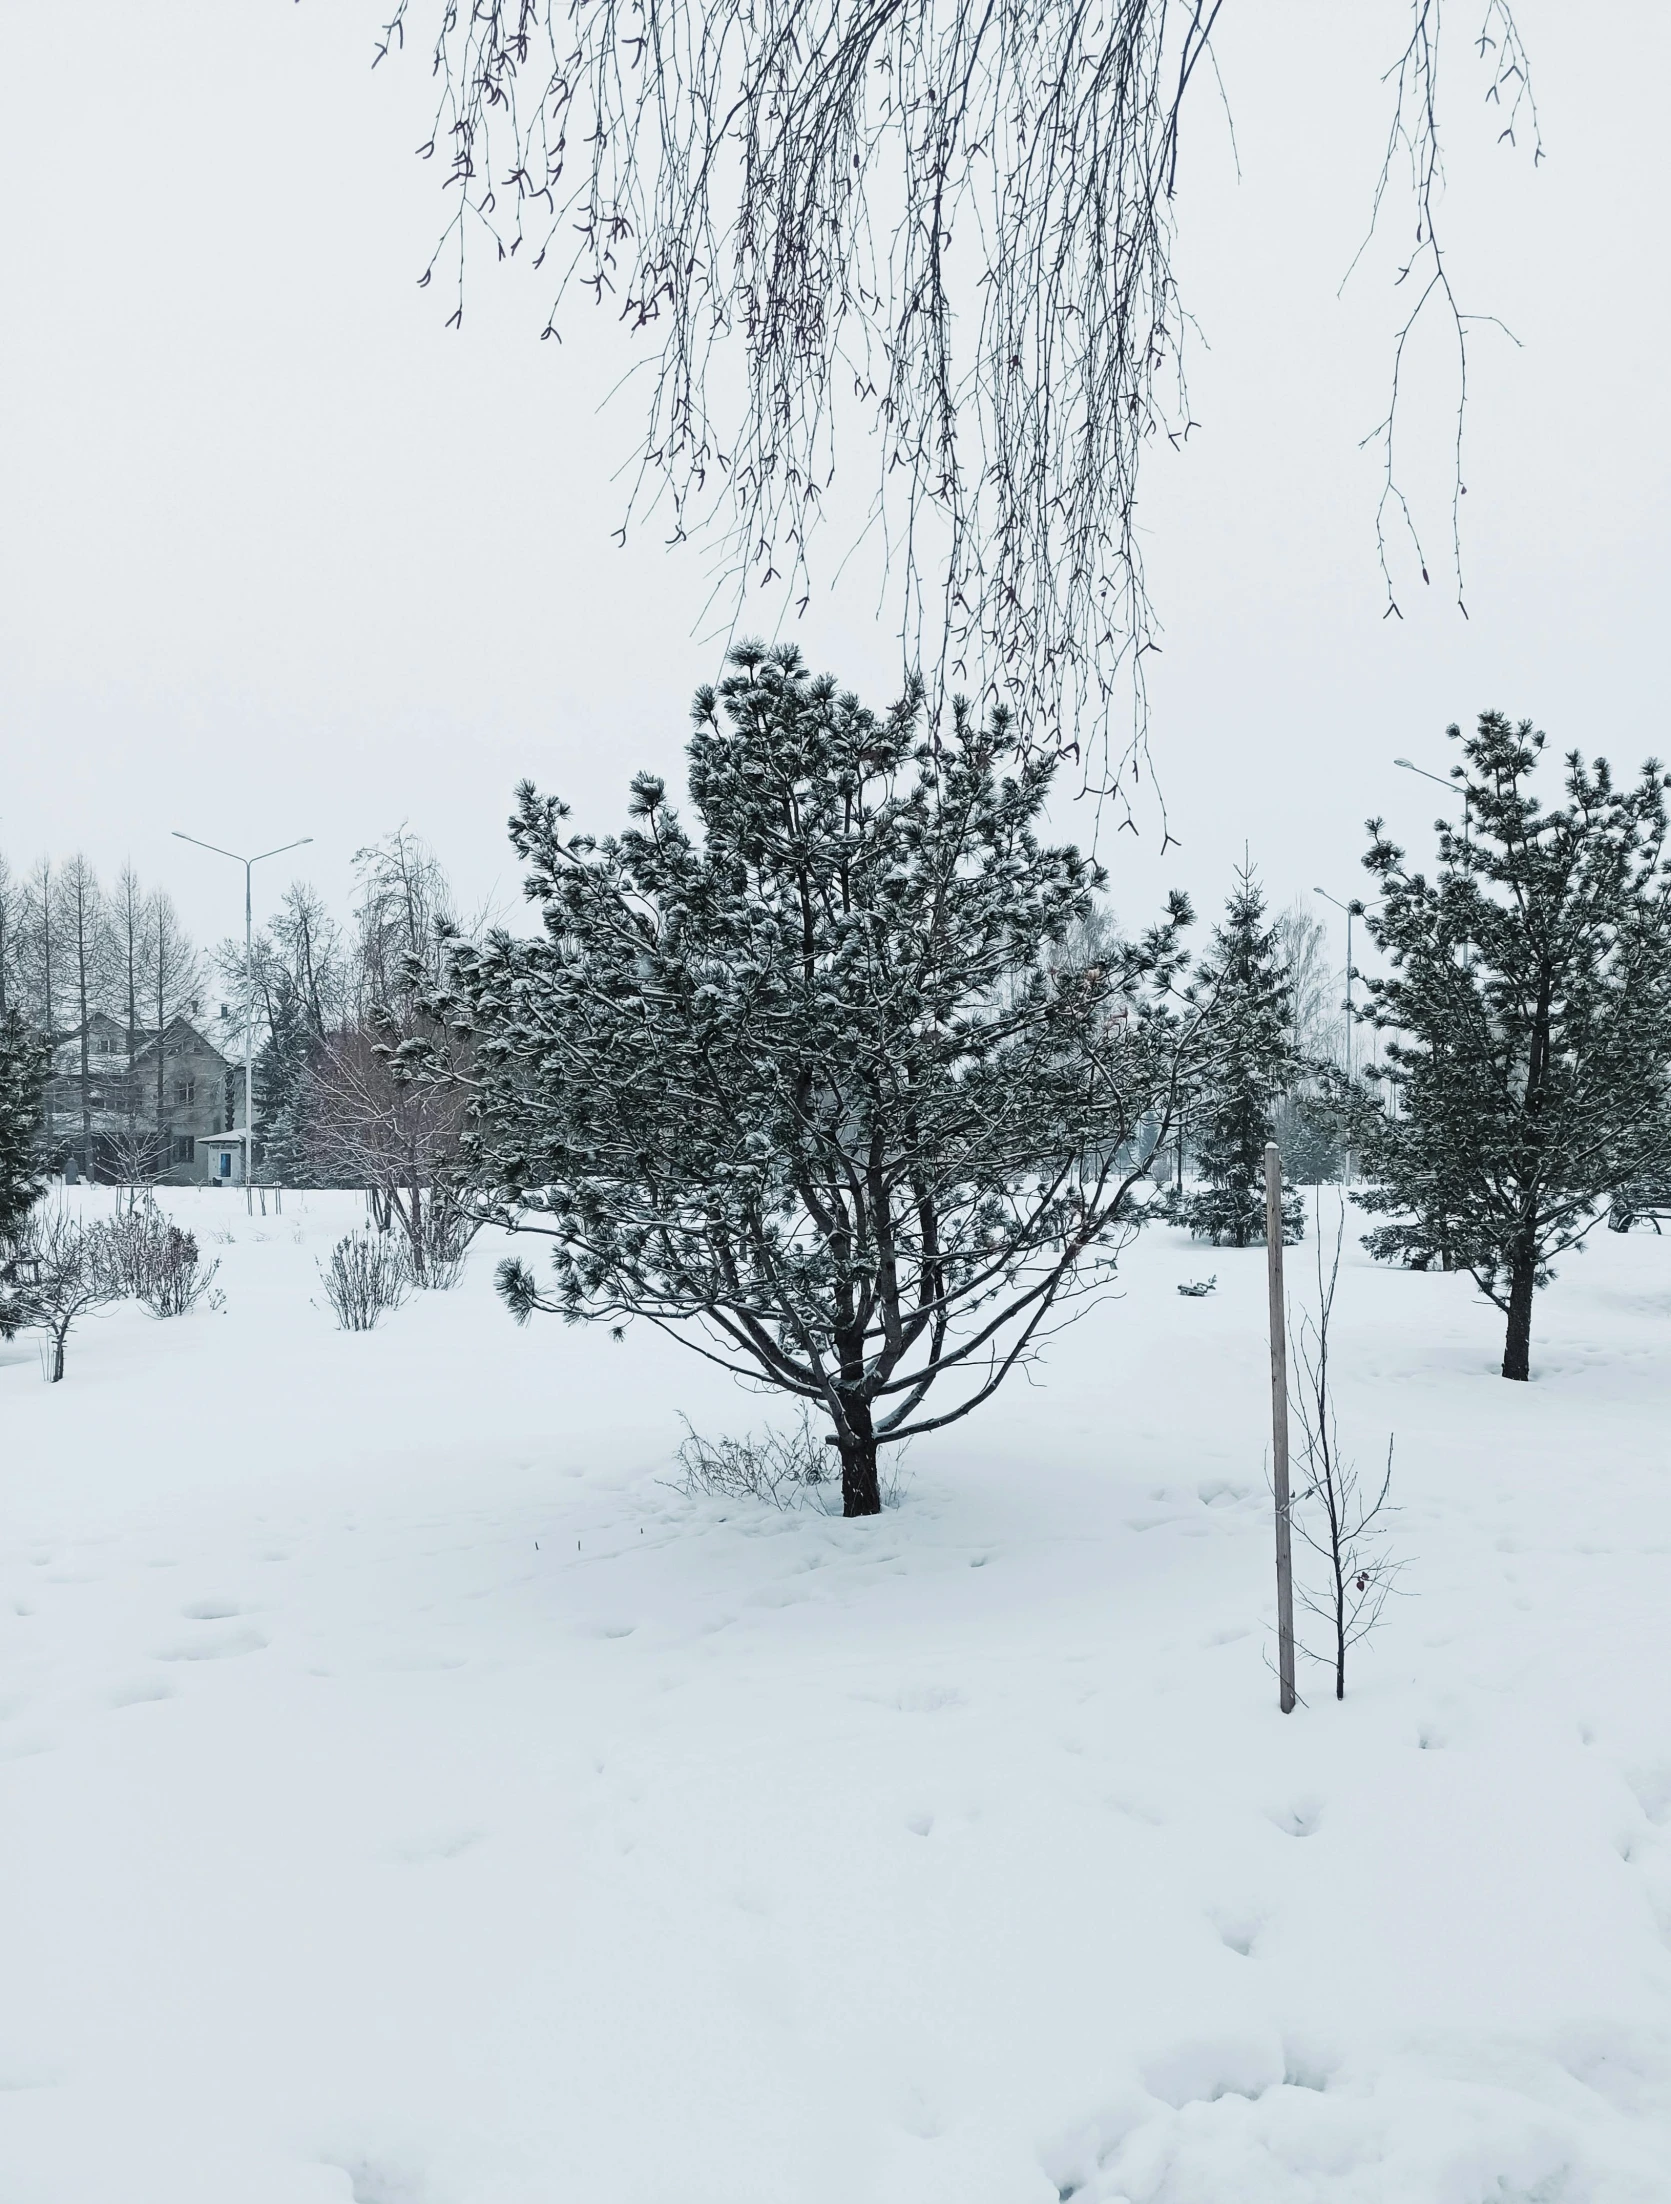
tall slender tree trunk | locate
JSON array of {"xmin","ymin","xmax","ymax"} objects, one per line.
[
  {"xmin": 1502, "ymin": 1249, "xmax": 1537, "ymax": 1381},
  {"xmin": 154, "ymin": 934, "xmax": 166, "ymax": 1147},
  {"xmin": 37, "ymin": 864, "xmax": 54, "ymax": 1144},
  {"xmin": 123, "ymin": 892, "xmax": 140, "ymax": 1154},
  {"xmin": 74, "ymin": 912, "xmax": 93, "ymax": 1172},
  {"xmin": 405, "ymin": 1175, "xmax": 426, "ymax": 1285}
]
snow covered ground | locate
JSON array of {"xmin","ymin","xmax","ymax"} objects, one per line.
[{"xmin": 3, "ymin": 1189, "xmax": 1671, "ymax": 2203}]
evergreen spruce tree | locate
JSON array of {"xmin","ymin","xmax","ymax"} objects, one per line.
[
  {"xmin": 421, "ymin": 643, "xmax": 1201, "ymax": 1516},
  {"xmin": 253, "ymin": 976, "xmax": 317, "ymax": 1186},
  {"xmin": 1356, "ymin": 712, "xmax": 1671, "ymax": 1381},
  {"xmin": 1178, "ymin": 865, "xmax": 1302, "ymax": 1246},
  {"xmin": 0, "ymin": 1008, "xmax": 49, "ymax": 1245}
]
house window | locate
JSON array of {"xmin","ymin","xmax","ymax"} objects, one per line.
[
  {"xmin": 172, "ymin": 1136, "xmax": 193, "ymax": 1164},
  {"xmin": 173, "ymin": 1079, "xmax": 196, "ymax": 1105}
]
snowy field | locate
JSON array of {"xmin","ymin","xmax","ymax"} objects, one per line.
[{"xmin": 3, "ymin": 1189, "xmax": 1671, "ymax": 2204}]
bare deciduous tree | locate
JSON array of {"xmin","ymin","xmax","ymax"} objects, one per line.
[
  {"xmin": 1288, "ymin": 1204, "xmax": 1403, "ymax": 1699},
  {"xmin": 10, "ymin": 1205, "xmax": 123, "ymax": 1382},
  {"xmin": 148, "ymin": 890, "xmax": 202, "ymax": 1144},
  {"xmin": 21, "ymin": 860, "xmax": 56, "ymax": 1142},
  {"xmin": 373, "ymin": 0, "xmax": 1537, "ymax": 791},
  {"xmin": 0, "ymin": 852, "xmax": 21, "ymax": 1022},
  {"xmin": 54, "ymin": 856, "xmax": 115, "ymax": 1175},
  {"xmin": 306, "ymin": 1025, "xmax": 475, "ymax": 1284}
]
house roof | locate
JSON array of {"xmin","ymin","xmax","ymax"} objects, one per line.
[{"xmin": 128, "ymin": 1016, "xmax": 233, "ymax": 1070}]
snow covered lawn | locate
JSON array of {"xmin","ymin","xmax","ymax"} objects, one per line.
[{"xmin": 4, "ymin": 1191, "xmax": 1671, "ymax": 2202}]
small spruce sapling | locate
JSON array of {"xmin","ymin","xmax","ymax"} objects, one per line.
[{"xmin": 1177, "ymin": 865, "xmax": 1303, "ymax": 1246}]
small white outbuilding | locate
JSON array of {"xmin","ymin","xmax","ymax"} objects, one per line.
[{"xmin": 202, "ymin": 1129, "xmax": 249, "ymax": 1187}]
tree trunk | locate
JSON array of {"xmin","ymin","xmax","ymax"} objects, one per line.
[
  {"xmin": 50, "ymin": 1326, "xmax": 65, "ymax": 1383},
  {"xmin": 154, "ymin": 918, "xmax": 166, "ymax": 1146},
  {"xmin": 1502, "ymin": 1250, "xmax": 1536, "ymax": 1381},
  {"xmin": 408, "ymin": 1175, "xmax": 426, "ymax": 1285},
  {"xmin": 837, "ymin": 1396, "xmax": 882, "ymax": 1517}
]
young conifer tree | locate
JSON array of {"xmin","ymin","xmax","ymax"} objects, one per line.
[
  {"xmin": 421, "ymin": 644, "xmax": 1200, "ymax": 1516},
  {"xmin": 1177, "ymin": 864, "xmax": 1302, "ymax": 1246},
  {"xmin": 0, "ymin": 1009, "xmax": 49, "ymax": 1245},
  {"xmin": 1356, "ymin": 712, "xmax": 1671, "ymax": 1380}
]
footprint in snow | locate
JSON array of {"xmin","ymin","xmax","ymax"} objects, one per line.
[
  {"xmin": 1207, "ymin": 1904, "xmax": 1265, "ymax": 1957},
  {"xmin": 180, "ymin": 1597, "xmax": 243, "ymax": 1621},
  {"xmin": 107, "ymin": 1679, "xmax": 176, "ymax": 1709},
  {"xmin": 894, "ymin": 1683, "xmax": 968, "ymax": 1714},
  {"xmin": 153, "ymin": 1625, "xmax": 268, "ymax": 1663},
  {"xmin": 331, "ymin": 2159, "xmax": 437, "ymax": 2204},
  {"xmin": 381, "ymin": 1830, "xmax": 484, "ymax": 1866},
  {"xmin": 0, "ymin": 1733, "xmax": 55, "ymax": 1762},
  {"xmin": 1269, "ymin": 1800, "xmax": 1323, "ymax": 1839},
  {"xmin": 1625, "ymin": 1765, "xmax": 1671, "ymax": 1826}
]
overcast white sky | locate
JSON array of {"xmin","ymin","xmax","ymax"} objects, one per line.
[{"xmin": 2, "ymin": 2, "xmax": 1666, "ymax": 967}]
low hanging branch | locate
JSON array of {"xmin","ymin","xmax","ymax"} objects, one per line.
[
  {"xmin": 373, "ymin": 0, "xmax": 1536, "ymax": 795},
  {"xmin": 1352, "ymin": 1, "xmax": 1541, "ymax": 621}
]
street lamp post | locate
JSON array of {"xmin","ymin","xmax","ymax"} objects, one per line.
[
  {"xmin": 1396, "ymin": 754, "xmax": 1474, "ymax": 969},
  {"xmin": 1394, "ymin": 755, "xmax": 1470, "ymax": 845},
  {"xmin": 173, "ymin": 833, "xmax": 312, "ymax": 1213}
]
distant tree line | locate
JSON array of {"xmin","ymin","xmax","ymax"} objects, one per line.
[
  {"xmin": 0, "ymin": 834, "xmax": 475, "ymax": 1272},
  {"xmin": 0, "ymin": 848, "xmax": 205, "ymax": 1169}
]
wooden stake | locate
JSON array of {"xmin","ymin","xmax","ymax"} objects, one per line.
[{"xmin": 1265, "ymin": 1141, "xmax": 1296, "ymax": 1714}]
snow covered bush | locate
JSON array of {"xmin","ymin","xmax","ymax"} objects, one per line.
[
  {"xmin": 105, "ymin": 1196, "xmax": 220, "ymax": 1317},
  {"xmin": 318, "ymin": 1227, "xmax": 409, "ymax": 1331},
  {"xmin": 418, "ymin": 642, "xmax": 1204, "ymax": 1515}
]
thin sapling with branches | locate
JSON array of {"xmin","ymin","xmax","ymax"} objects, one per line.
[{"xmin": 1288, "ymin": 1202, "xmax": 1403, "ymax": 1700}]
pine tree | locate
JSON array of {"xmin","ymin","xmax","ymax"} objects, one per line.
[
  {"xmin": 1178, "ymin": 865, "xmax": 1302, "ymax": 1246},
  {"xmin": 421, "ymin": 643, "xmax": 1200, "ymax": 1516},
  {"xmin": 0, "ymin": 1009, "xmax": 49, "ymax": 1245},
  {"xmin": 1356, "ymin": 713, "xmax": 1671, "ymax": 1381}
]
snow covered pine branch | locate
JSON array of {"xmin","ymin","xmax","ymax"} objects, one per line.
[{"xmin": 419, "ymin": 644, "xmax": 1205, "ymax": 1515}]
